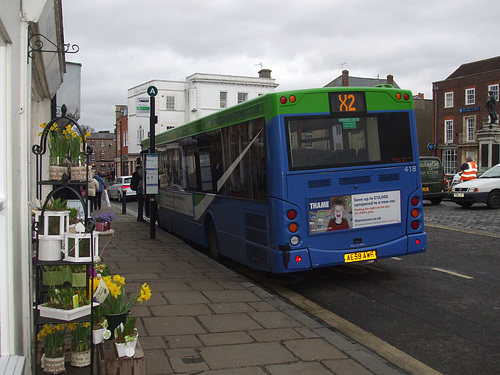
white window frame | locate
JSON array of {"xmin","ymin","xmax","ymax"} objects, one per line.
[
  {"xmin": 444, "ymin": 119, "xmax": 453, "ymax": 143},
  {"xmin": 220, "ymin": 92, "xmax": 227, "ymax": 108},
  {"xmin": 443, "ymin": 149, "xmax": 457, "ymax": 175},
  {"xmin": 465, "ymin": 88, "xmax": 475, "ymax": 105},
  {"xmin": 445, "ymin": 92, "xmax": 453, "ymax": 108},
  {"xmin": 466, "ymin": 117, "xmax": 475, "ymax": 142},
  {"xmin": 166, "ymin": 96, "xmax": 175, "ymax": 110},
  {"xmin": 488, "ymin": 84, "xmax": 499, "ymax": 101},
  {"xmin": 237, "ymin": 92, "xmax": 248, "ymax": 104}
]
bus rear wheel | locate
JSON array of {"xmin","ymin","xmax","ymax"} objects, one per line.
[{"xmin": 207, "ymin": 221, "xmax": 220, "ymax": 261}]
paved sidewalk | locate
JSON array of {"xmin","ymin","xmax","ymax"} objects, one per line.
[{"xmin": 97, "ymin": 204, "xmax": 409, "ymax": 375}]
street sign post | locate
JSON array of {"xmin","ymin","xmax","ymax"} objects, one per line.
[{"xmin": 148, "ymin": 86, "xmax": 158, "ymax": 239}]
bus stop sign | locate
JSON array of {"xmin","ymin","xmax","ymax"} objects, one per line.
[{"xmin": 147, "ymin": 86, "xmax": 158, "ymax": 97}]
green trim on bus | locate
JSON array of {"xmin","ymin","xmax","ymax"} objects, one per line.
[{"xmin": 141, "ymin": 86, "xmax": 414, "ymax": 150}]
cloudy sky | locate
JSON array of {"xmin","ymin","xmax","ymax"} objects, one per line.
[{"xmin": 62, "ymin": 0, "xmax": 499, "ymax": 131}]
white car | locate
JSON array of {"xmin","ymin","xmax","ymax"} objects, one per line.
[
  {"xmin": 107, "ymin": 176, "xmax": 137, "ymax": 201},
  {"xmin": 451, "ymin": 164, "xmax": 500, "ymax": 208}
]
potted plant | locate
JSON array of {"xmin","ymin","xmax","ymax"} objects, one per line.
[
  {"xmin": 90, "ymin": 261, "xmax": 110, "ymax": 278},
  {"xmin": 42, "ymin": 265, "xmax": 65, "ymax": 286},
  {"xmin": 34, "ymin": 197, "xmax": 70, "ymax": 261},
  {"xmin": 38, "ymin": 323, "xmax": 67, "ymax": 373},
  {"xmin": 92, "ymin": 274, "xmax": 151, "ymax": 338},
  {"xmin": 70, "ymin": 265, "xmax": 87, "ymax": 287},
  {"xmin": 38, "ymin": 285, "xmax": 93, "ymax": 321},
  {"xmin": 93, "ymin": 212, "xmax": 116, "ymax": 232},
  {"xmin": 114, "ymin": 317, "xmax": 138, "ymax": 357},
  {"xmin": 41, "ymin": 121, "xmax": 68, "ymax": 180},
  {"xmin": 92, "ymin": 306, "xmax": 111, "ymax": 345},
  {"xmin": 68, "ymin": 322, "xmax": 91, "ymax": 367}
]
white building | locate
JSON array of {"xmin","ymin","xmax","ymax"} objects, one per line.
[
  {"xmin": 1, "ymin": 1, "xmax": 68, "ymax": 372},
  {"xmin": 122, "ymin": 70, "xmax": 278, "ymax": 174}
]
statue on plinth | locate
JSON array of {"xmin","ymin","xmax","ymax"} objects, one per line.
[{"xmin": 485, "ymin": 91, "xmax": 498, "ymax": 126}]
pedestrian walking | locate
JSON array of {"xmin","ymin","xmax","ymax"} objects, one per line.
[
  {"xmin": 131, "ymin": 165, "xmax": 145, "ymax": 222},
  {"xmin": 94, "ymin": 173, "xmax": 107, "ymax": 210}
]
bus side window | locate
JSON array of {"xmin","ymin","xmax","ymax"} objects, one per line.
[
  {"xmin": 357, "ymin": 148, "xmax": 368, "ymax": 162},
  {"xmin": 335, "ymin": 149, "xmax": 356, "ymax": 164}
]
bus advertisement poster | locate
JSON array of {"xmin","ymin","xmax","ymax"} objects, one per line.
[{"xmin": 308, "ymin": 190, "xmax": 401, "ymax": 234}]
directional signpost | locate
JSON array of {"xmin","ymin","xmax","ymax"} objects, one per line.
[{"xmin": 147, "ymin": 86, "xmax": 158, "ymax": 239}]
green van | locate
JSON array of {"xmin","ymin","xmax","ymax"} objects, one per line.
[{"xmin": 419, "ymin": 156, "xmax": 447, "ymax": 205}]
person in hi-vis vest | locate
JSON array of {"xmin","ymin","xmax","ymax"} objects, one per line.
[{"xmin": 460, "ymin": 156, "xmax": 477, "ymax": 181}]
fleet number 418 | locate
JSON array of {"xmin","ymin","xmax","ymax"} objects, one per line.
[{"xmin": 404, "ymin": 166, "xmax": 417, "ymax": 173}]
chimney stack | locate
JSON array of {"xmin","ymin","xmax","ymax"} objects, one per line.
[
  {"xmin": 342, "ymin": 70, "xmax": 349, "ymax": 87},
  {"xmin": 387, "ymin": 74, "xmax": 394, "ymax": 86},
  {"xmin": 258, "ymin": 69, "xmax": 272, "ymax": 79}
]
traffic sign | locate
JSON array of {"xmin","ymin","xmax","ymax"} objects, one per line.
[
  {"xmin": 427, "ymin": 142, "xmax": 435, "ymax": 151},
  {"xmin": 147, "ymin": 86, "xmax": 158, "ymax": 97}
]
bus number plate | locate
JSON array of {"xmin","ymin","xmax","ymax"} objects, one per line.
[{"xmin": 344, "ymin": 250, "xmax": 377, "ymax": 263}]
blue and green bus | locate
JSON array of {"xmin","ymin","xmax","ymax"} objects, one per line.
[{"xmin": 142, "ymin": 86, "xmax": 426, "ymax": 273}]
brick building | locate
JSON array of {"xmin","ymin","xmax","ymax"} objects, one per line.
[
  {"xmin": 432, "ymin": 56, "xmax": 500, "ymax": 176},
  {"xmin": 87, "ymin": 131, "xmax": 116, "ymax": 180}
]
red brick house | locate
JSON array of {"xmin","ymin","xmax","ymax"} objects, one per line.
[{"xmin": 432, "ymin": 56, "xmax": 500, "ymax": 176}]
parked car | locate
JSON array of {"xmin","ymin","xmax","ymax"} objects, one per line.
[
  {"xmin": 107, "ymin": 175, "xmax": 136, "ymax": 201},
  {"xmin": 419, "ymin": 156, "xmax": 447, "ymax": 205},
  {"xmin": 451, "ymin": 163, "xmax": 500, "ymax": 208}
]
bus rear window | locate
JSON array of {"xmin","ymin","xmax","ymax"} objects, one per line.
[{"xmin": 287, "ymin": 112, "xmax": 413, "ymax": 170}]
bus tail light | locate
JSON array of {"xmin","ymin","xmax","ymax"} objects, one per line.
[
  {"xmin": 295, "ymin": 255, "xmax": 302, "ymax": 262},
  {"xmin": 286, "ymin": 208, "xmax": 300, "ymax": 246},
  {"xmin": 410, "ymin": 195, "xmax": 422, "ymax": 231}
]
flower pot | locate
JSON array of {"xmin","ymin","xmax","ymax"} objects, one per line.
[
  {"xmin": 104, "ymin": 313, "xmax": 128, "ymax": 339},
  {"xmin": 41, "ymin": 354, "xmax": 65, "ymax": 373},
  {"xmin": 71, "ymin": 272, "xmax": 87, "ymax": 287},
  {"xmin": 38, "ymin": 238, "xmax": 63, "ymax": 261},
  {"xmin": 71, "ymin": 349, "xmax": 91, "ymax": 367},
  {"xmin": 114, "ymin": 330, "xmax": 138, "ymax": 358},
  {"xmin": 48, "ymin": 165, "xmax": 67, "ymax": 181},
  {"xmin": 42, "ymin": 270, "xmax": 65, "ymax": 285},
  {"xmin": 71, "ymin": 166, "xmax": 91, "ymax": 181},
  {"xmin": 95, "ymin": 222, "xmax": 106, "ymax": 231},
  {"xmin": 93, "ymin": 328, "xmax": 106, "ymax": 344},
  {"xmin": 105, "ymin": 222, "xmax": 111, "ymax": 231},
  {"xmin": 38, "ymin": 302, "xmax": 97, "ymax": 321}
]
